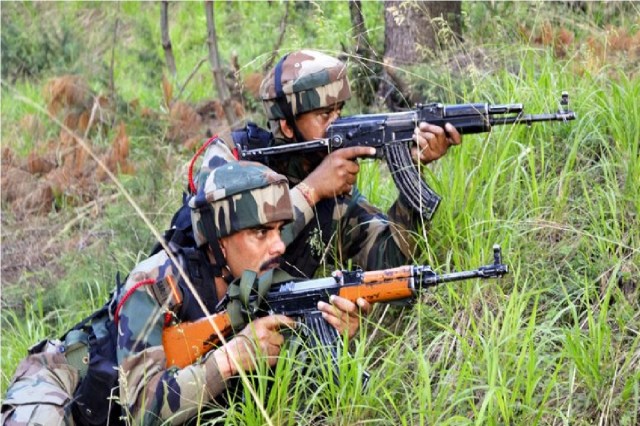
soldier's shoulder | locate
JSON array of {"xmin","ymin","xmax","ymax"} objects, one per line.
[
  {"xmin": 125, "ymin": 251, "xmax": 175, "ymax": 290},
  {"xmin": 201, "ymin": 139, "xmax": 236, "ymax": 168},
  {"xmin": 193, "ymin": 139, "xmax": 237, "ymax": 191}
]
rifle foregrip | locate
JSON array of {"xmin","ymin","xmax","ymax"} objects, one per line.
[
  {"xmin": 339, "ymin": 278, "xmax": 415, "ymax": 304},
  {"xmin": 162, "ymin": 312, "xmax": 233, "ymax": 369}
]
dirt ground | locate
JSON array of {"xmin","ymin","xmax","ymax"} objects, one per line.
[{"xmin": 0, "ymin": 207, "xmax": 102, "ymax": 311}]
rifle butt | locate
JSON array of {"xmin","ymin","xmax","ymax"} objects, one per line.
[{"xmin": 162, "ymin": 312, "xmax": 233, "ymax": 369}]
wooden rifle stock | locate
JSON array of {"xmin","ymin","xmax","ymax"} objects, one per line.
[{"xmin": 163, "ymin": 312, "xmax": 233, "ymax": 369}]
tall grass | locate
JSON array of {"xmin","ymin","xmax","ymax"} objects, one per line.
[{"xmin": 2, "ymin": 2, "xmax": 639, "ymax": 424}]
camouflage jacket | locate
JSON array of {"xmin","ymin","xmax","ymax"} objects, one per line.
[
  {"xmin": 195, "ymin": 134, "xmax": 420, "ymax": 278},
  {"xmin": 116, "ymin": 247, "xmax": 225, "ymax": 425}
]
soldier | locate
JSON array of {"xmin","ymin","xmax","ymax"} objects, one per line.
[
  {"xmin": 2, "ymin": 161, "xmax": 370, "ymax": 425},
  {"xmin": 191, "ymin": 49, "xmax": 462, "ymax": 280}
]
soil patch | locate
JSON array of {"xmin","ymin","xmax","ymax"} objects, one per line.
[{"xmin": 0, "ymin": 209, "xmax": 101, "ymax": 310}]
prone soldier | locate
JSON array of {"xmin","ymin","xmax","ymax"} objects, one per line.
[{"xmin": 2, "ymin": 161, "xmax": 370, "ymax": 425}]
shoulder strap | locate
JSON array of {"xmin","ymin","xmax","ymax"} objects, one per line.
[
  {"xmin": 226, "ymin": 269, "xmax": 276, "ymax": 331},
  {"xmin": 176, "ymin": 246, "xmax": 221, "ymax": 322}
]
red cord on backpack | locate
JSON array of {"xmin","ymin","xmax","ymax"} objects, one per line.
[
  {"xmin": 114, "ymin": 278, "xmax": 156, "ymax": 328},
  {"xmin": 188, "ymin": 135, "xmax": 218, "ymax": 194}
]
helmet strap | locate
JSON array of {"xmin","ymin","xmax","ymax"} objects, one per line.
[
  {"xmin": 199, "ymin": 204, "xmax": 226, "ymax": 278},
  {"xmin": 274, "ymin": 54, "xmax": 306, "ymax": 143}
]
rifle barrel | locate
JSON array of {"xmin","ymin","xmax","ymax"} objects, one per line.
[
  {"xmin": 489, "ymin": 111, "xmax": 577, "ymax": 127},
  {"xmin": 239, "ymin": 139, "xmax": 330, "ymax": 160},
  {"xmin": 488, "ymin": 103, "xmax": 524, "ymax": 114},
  {"xmin": 419, "ymin": 268, "xmax": 502, "ymax": 287}
]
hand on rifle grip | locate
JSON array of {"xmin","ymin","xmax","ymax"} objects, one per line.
[
  {"xmin": 317, "ymin": 295, "xmax": 371, "ymax": 339},
  {"xmin": 413, "ymin": 122, "xmax": 462, "ymax": 164},
  {"xmin": 213, "ymin": 314, "xmax": 296, "ymax": 379},
  {"xmin": 304, "ymin": 146, "xmax": 375, "ymax": 200}
]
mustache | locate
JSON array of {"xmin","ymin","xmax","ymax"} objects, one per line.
[{"xmin": 259, "ymin": 256, "xmax": 283, "ymax": 272}]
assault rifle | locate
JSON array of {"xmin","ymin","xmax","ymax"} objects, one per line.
[
  {"xmin": 236, "ymin": 93, "xmax": 576, "ymax": 220},
  {"xmin": 163, "ymin": 245, "xmax": 509, "ymax": 380}
]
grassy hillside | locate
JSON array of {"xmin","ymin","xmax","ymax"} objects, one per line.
[{"xmin": 1, "ymin": 2, "xmax": 638, "ymax": 425}]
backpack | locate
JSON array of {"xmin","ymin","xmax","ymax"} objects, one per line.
[
  {"xmin": 2, "ymin": 281, "xmax": 124, "ymax": 426},
  {"xmin": 57, "ymin": 245, "xmax": 220, "ymax": 425},
  {"xmin": 63, "ymin": 287, "xmax": 122, "ymax": 426}
]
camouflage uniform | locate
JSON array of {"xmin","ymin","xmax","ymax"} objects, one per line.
[
  {"xmin": 117, "ymin": 161, "xmax": 293, "ymax": 424},
  {"xmin": 194, "ymin": 50, "xmax": 418, "ymax": 279},
  {"xmin": 1, "ymin": 341, "xmax": 78, "ymax": 425},
  {"xmin": 114, "ymin": 249, "xmax": 224, "ymax": 425},
  {"xmin": 3, "ymin": 162, "xmax": 293, "ymax": 426}
]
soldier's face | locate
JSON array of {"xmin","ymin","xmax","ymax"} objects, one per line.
[
  {"xmin": 281, "ymin": 102, "xmax": 344, "ymax": 141},
  {"xmin": 219, "ymin": 220, "xmax": 286, "ymax": 277}
]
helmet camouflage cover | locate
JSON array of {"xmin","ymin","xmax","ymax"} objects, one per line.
[
  {"xmin": 189, "ymin": 161, "xmax": 293, "ymax": 246},
  {"xmin": 260, "ymin": 49, "xmax": 352, "ymax": 120}
]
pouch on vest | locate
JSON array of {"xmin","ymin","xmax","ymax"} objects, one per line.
[
  {"xmin": 63, "ymin": 328, "xmax": 90, "ymax": 380},
  {"xmin": 232, "ymin": 122, "xmax": 273, "ymax": 151},
  {"xmin": 70, "ymin": 314, "xmax": 121, "ymax": 426}
]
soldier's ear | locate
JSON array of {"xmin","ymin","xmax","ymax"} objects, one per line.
[
  {"xmin": 218, "ymin": 239, "xmax": 228, "ymax": 259},
  {"xmin": 280, "ymin": 119, "xmax": 294, "ymax": 139}
]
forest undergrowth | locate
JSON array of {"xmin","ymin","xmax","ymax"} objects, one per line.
[{"xmin": 1, "ymin": 2, "xmax": 639, "ymax": 425}]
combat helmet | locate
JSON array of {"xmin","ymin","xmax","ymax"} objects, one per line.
[
  {"xmin": 260, "ymin": 50, "xmax": 351, "ymax": 140},
  {"xmin": 189, "ymin": 161, "xmax": 293, "ymax": 275}
]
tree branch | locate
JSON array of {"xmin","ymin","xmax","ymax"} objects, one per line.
[
  {"xmin": 161, "ymin": 1, "xmax": 177, "ymax": 78},
  {"xmin": 263, "ymin": 1, "xmax": 290, "ymax": 73},
  {"xmin": 174, "ymin": 57, "xmax": 207, "ymax": 103},
  {"xmin": 204, "ymin": 1, "xmax": 240, "ymax": 129}
]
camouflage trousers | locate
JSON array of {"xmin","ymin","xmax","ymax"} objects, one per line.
[{"xmin": 1, "ymin": 340, "xmax": 78, "ymax": 426}]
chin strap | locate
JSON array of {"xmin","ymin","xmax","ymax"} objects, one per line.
[
  {"xmin": 274, "ymin": 54, "xmax": 306, "ymax": 143},
  {"xmin": 198, "ymin": 204, "xmax": 227, "ymax": 277}
]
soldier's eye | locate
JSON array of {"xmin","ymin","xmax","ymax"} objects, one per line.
[{"xmin": 254, "ymin": 228, "xmax": 268, "ymax": 239}]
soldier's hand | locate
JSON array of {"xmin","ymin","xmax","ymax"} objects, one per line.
[
  {"xmin": 214, "ymin": 314, "xmax": 296, "ymax": 379},
  {"xmin": 412, "ymin": 122, "xmax": 462, "ymax": 164},
  {"xmin": 317, "ymin": 295, "xmax": 372, "ymax": 339},
  {"xmin": 301, "ymin": 146, "xmax": 376, "ymax": 203}
]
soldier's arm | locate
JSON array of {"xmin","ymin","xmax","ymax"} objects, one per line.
[
  {"xmin": 115, "ymin": 264, "xmax": 230, "ymax": 423},
  {"xmin": 118, "ymin": 343, "xmax": 227, "ymax": 424},
  {"xmin": 337, "ymin": 189, "xmax": 419, "ymax": 270},
  {"xmin": 281, "ymin": 146, "xmax": 378, "ymax": 246}
]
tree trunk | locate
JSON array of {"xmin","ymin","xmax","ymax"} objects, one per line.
[
  {"xmin": 161, "ymin": 1, "xmax": 177, "ymax": 78},
  {"xmin": 380, "ymin": 1, "xmax": 461, "ymax": 109},
  {"xmin": 108, "ymin": 15, "xmax": 119, "ymax": 118},
  {"xmin": 348, "ymin": 0, "xmax": 381, "ymax": 107},
  {"xmin": 204, "ymin": 1, "xmax": 240, "ymax": 129},
  {"xmin": 383, "ymin": 0, "xmax": 461, "ymax": 65}
]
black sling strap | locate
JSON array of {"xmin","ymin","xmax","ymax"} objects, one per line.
[
  {"xmin": 198, "ymin": 204, "xmax": 226, "ymax": 278},
  {"xmin": 274, "ymin": 54, "xmax": 306, "ymax": 142}
]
